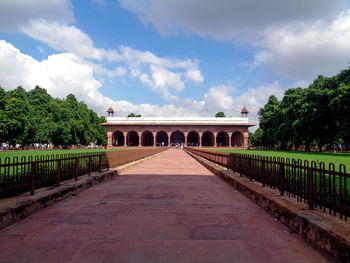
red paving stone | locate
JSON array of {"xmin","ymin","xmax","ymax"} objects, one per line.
[{"xmin": 0, "ymin": 149, "xmax": 329, "ymax": 263}]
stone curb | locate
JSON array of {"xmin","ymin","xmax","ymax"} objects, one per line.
[
  {"xmin": 0, "ymin": 150, "xmax": 167, "ymax": 231},
  {"xmin": 186, "ymin": 150, "xmax": 350, "ymax": 262}
]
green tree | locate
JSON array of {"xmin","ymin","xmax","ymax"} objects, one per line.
[
  {"xmin": 0, "ymin": 87, "xmax": 107, "ymax": 146},
  {"xmin": 278, "ymin": 88, "xmax": 304, "ymax": 150},
  {"xmin": 258, "ymin": 95, "xmax": 281, "ymax": 148},
  {"xmin": 128, "ymin": 113, "xmax": 141, "ymax": 117},
  {"xmin": 1, "ymin": 97, "xmax": 29, "ymax": 145},
  {"xmin": 215, "ymin": 112, "xmax": 225, "ymax": 117}
]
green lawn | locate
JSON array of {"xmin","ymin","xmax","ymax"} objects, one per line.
[
  {"xmin": 0, "ymin": 148, "xmax": 126, "ymax": 161},
  {"xmin": 209, "ymin": 149, "xmax": 350, "ymax": 170}
]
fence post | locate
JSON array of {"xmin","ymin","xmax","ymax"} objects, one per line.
[
  {"xmin": 30, "ymin": 162, "xmax": 36, "ymax": 195},
  {"xmin": 88, "ymin": 155, "xmax": 92, "ymax": 176},
  {"xmin": 98, "ymin": 154, "xmax": 102, "ymax": 173},
  {"xmin": 75, "ymin": 157, "xmax": 79, "ymax": 181},
  {"xmin": 262, "ymin": 158, "xmax": 265, "ymax": 187},
  {"xmin": 279, "ymin": 162, "xmax": 285, "ymax": 196},
  {"xmin": 308, "ymin": 166, "xmax": 313, "ymax": 209},
  {"xmin": 239, "ymin": 155, "xmax": 242, "ymax": 177},
  {"xmin": 249, "ymin": 157, "xmax": 252, "ymax": 181},
  {"xmin": 229, "ymin": 153, "xmax": 234, "ymax": 172},
  {"xmin": 57, "ymin": 159, "xmax": 61, "ymax": 186}
]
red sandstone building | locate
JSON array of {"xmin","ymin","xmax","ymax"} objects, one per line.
[{"xmin": 102, "ymin": 107, "xmax": 255, "ymax": 148}]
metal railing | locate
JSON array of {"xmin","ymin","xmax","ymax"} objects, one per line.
[
  {"xmin": 186, "ymin": 147, "xmax": 350, "ymax": 220},
  {"xmin": 0, "ymin": 148, "xmax": 166, "ymax": 198}
]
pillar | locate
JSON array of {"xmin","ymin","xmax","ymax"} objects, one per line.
[
  {"xmin": 138, "ymin": 132, "xmax": 142, "ymax": 147},
  {"xmin": 184, "ymin": 132, "xmax": 188, "ymax": 146},
  {"xmin": 243, "ymin": 131, "xmax": 249, "ymax": 149},
  {"xmin": 167, "ymin": 132, "xmax": 171, "ymax": 146},
  {"xmin": 107, "ymin": 131, "xmax": 112, "ymax": 148},
  {"xmin": 199, "ymin": 132, "xmax": 202, "ymax": 147},
  {"xmin": 214, "ymin": 132, "xmax": 218, "ymax": 147},
  {"xmin": 123, "ymin": 132, "xmax": 127, "ymax": 147},
  {"xmin": 153, "ymin": 132, "xmax": 157, "ymax": 147}
]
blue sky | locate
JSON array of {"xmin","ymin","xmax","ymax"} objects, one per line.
[{"xmin": 1, "ymin": 0, "xmax": 350, "ymax": 129}]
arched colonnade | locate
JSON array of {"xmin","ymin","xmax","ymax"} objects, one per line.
[{"xmin": 111, "ymin": 129, "xmax": 245, "ymax": 147}]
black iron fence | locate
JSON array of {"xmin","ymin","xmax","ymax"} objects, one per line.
[
  {"xmin": 186, "ymin": 147, "xmax": 350, "ymax": 221},
  {"xmin": 0, "ymin": 148, "xmax": 166, "ymax": 198}
]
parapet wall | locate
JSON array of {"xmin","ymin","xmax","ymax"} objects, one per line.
[{"xmin": 187, "ymin": 150, "xmax": 350, "ymax": 262}]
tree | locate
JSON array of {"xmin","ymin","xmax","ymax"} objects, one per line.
[
  {"xmin": 258, "ymin": 95, "xmax": 281, "ymax": 148},
  {"xmin": 278, "ymin": 88, "xmax": 304, "ymax": 150},
  {"xmin": 1, "ymin": 97, "xmax": 29, "ymax": 145},
  {"xmin": 215, "ymin": 112, "xmax": 225, "ymax": 117},
  {"xmin": 0, "ymin": 87, "xmax": 107, "ymax": 146},
  {"xmin": 128, "ymin": 113, "xmax": 141, "ymax": 117}
]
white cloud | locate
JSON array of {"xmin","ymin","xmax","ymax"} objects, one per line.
[
  {"xmin": 255, "ymin": 10, "xmax": 350, "ymax": 80},
  {"xmin": 0, "ymin": 40, "xmax": 205, "ymax": 118},
  {"xmin": 119, "ymin": 45, "xmax": 198, "ymax": 69},
  {"xmin": 117, "ymin": 46, "xmax": 202, "ymax": 101},
  {"xmin": 203, "ymin": 85, "xmax": 236, "ymax": 112},
  {"xmin": 0, "ymin": 40, "xmax": 266, "ymax": 121},
  {"xmin": 22, "ymin": 20, "xmax": 121, "ymax": 62},
  {"xmin": 119, "ymin": 0, "xmax": 347, "ymax": 40},
  {"xmin": 0, "ymin": 0, "xmax": 74, "ymax": 32},
  {"xmin": 119, "ymin": 0, "xmax": 350, "ymax": 82},
  {"xmin": 185, "ymin": 69, "xmax": 203, "ymax": 83}
]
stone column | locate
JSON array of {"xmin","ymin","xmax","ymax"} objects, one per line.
[
  {"xmin": 167, "ymin": 132, "xmax": 171, "ymax": 146},
  {"xmin": 138, "ymin": 132, "xmax": 142, "ymax": 147},
  {"xmin": 243, "ymin": 131, "xmax": 249, "ymax": 149},
  {"xmin": 213, "ymin": 132, "xmax": 218, "ymax": 147},
  {"xmin": 153, "ymin": 132, "xmax": 157, "ymax": 147},
  {"xmin": 107, "ymin": 131, "xmax": 113, "ymax": 149},
  {"xmin": 123, "ymin": 132, "xmax": 127, "ymax": 147}
]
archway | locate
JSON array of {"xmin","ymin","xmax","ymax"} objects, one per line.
[
  {"xmin": 216, "ymin": 131, "xmax": 229, "ymax": 147},
  {"xmin": 141, "ymin": 131, "xmax": 154, "ymax": 146},
  {"xmin": 127, "ymin": 131, "xmax": 139, "ymax": 146},
  {"xmin": 187, "ymin": 131, "xmax": 199, "ymax": 146},
  {"xmin": 232, "ymin": 131, "xmax": 244, "ymax": 147},
  {"xmin": 156, "ymin": 131, "xmax": 168, "ymax": 146},
  {"xmin": 112, "ymin": 131, "xmax": 124, "ymax": 146},
  {"xmin": 170, "ymin": 130, "xmax": 185, "ymax": 146},
  {"xmin": 202, "ymin": 131, "xmax": 214, "ymax": 146}
]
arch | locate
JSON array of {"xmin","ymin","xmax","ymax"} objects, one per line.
[
  {"xmin": 187, "ymin": 130, "xmax": 199, "ymax": 146},
  {"xmin": 202, "ymin": 131, "xmax": 214, "ymax": 147},
  {"xmin": 170, "ymin": 130, "xmax": 185, "ymax": 146},
  {"xmin": 232, "ymin": 131, "xmax": 244, "ymax": 147},
  {"xmin": 141, "ymin": 130, "xmax": 154, "ymax": 146},
  {"xmin": 112, "ymin": 130, "xmax": 124, "ymax": 146},
  {"xmin": 216, "ymin": 131, "xmax": 229, "ymax": 147},
  {"xmin": 126, "ymin": 130, "xmax": 139, "ymax": 146},
  {"xmin": 156, "ymin": 131, "xmax": 168, "ymax": 146}
]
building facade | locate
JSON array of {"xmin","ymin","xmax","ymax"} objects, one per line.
[{"xmin": 102, "ymin": 108, "xmax": 255, "ymax": 148}]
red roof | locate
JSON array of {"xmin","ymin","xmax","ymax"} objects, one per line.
[
  {"xmin": 241, "ymin": 106, "xmax": 249, "ymax": 114},
  {"xmin": 107, "ymin": 106, "xmax": 114, "ymax": 113}
]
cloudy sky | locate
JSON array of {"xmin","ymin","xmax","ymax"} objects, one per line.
[{"xmin": 1, "ymin": 0, "xmax": 350, "ymax": 129}]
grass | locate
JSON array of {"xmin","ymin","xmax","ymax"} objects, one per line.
[
  {"xmin": 0, "ymin": 148, "xmax": 127, "ymax": 161},
  {"xmin": 208, "ymin": 149, "xmax": 350, "ymax": 171}
]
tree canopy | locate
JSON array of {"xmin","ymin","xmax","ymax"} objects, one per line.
[
  {"xmin": 0, "ymin": 86, "xmax": 107, "ymax": 146},
  {"xmin": 215, "ymin": 112, "xmax": 225, "ymax": 117},
  {"xmin": 254, "ymin": 69, "xmax": 350, "ymax": 151},
  {"xmin": 127, "ymin": 113, "xmax": 141, "ymax": 117}
]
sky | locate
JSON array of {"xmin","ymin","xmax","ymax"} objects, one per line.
[{"xmin": 0, "ymin": 0, "xmax": 350, "ymax": 130}]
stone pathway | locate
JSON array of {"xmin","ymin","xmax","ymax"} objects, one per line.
[{"xmin": 0, "ymin": 149, "xmax": 328, "ymax": 262}]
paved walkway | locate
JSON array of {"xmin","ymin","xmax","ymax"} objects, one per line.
[{"xmin": 0, "ymin": 149, "xmax": 328, "ymax": 262}]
